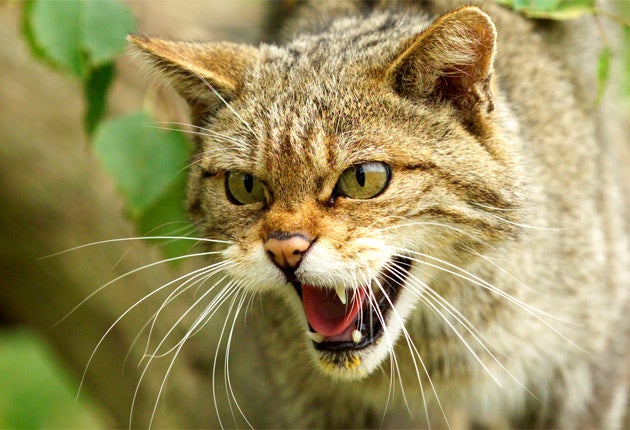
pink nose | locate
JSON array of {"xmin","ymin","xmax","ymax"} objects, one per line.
[{"xmin": 264, "ymin": 234, "xmax": 312, "ymax": 269}]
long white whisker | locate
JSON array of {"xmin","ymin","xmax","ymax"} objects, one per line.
[
  {"xmin": 397, "ymin": 249, "xmax": 585, "ymax": 352},
  {"xmin": 146, "ymin": 274, "xmax": 235, "ymax": 360},
  {"xmin": 389, "ymin": 266, "xmax": 501, "ymax": 385},
  {"xmin": 123, "ymin": 263, "xmax": 230, "ymax": 368},
  {"xmin": 149, "ymin": 122, "xmax": 249, "ymax": 146},
  {"xmin": 462, "ymin": 246, "xmax": 580, "ymax": 326},
  {"xmin": 78, "ymin": 260, "xmax": 233, "ymax": 400},
  {"xmin": 224, "ymin": 290, "xmax": 254, "ymax": 429},
  {"xmin": 41, "ymin": 236, "xmax": 231, "ymax": 259},
  {"xmin": 391, "ymin": 265, "xmax": 542, "ymax": 402},
  {"xmin": 371, "ymin": 269, "xmax": 445, "ymax": 429},
  {"xmin": 146, "ymin": 281, "xmax": 240, "ymax": 429},
  {"xmin": 140, "ymin": 261, "xmax": 235, "ymax": 360},
  {"xmin": 360, "ymin": 266, "xmax": 412, "ymax": 420},
  {"xmin": 129, "ymin": 279, "xmax": 238, "ymax": 428},
  {"xmin": 52, "ymin": 250, "xmax": 225, "ymax": 328},
  {"xmin": 211, "ymin": 282, "xmax": 244, "ymax": 429},
  {"xmin": 191, "ymin": 70, "xmax": 256, "ymax": 136}
]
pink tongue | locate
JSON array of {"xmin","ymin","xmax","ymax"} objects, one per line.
[{"xmin": 302, "ymin": 285, "xmax": 366, "ymax": 337}]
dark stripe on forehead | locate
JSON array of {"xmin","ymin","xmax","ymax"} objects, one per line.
[{"xmin": 402, "ymin": 161, "xmax": 516, "ymax": 211}]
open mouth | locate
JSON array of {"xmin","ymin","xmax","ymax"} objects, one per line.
[{"xmin": 292, "ymin": 256, "xmax": 412, "ymax": 352}]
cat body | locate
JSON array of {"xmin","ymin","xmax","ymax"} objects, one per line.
[{"xmin": 131, "ymin": 1, "xmax": 629, "ymax": 427}]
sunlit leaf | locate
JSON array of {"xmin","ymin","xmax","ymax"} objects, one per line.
[
  {"xmin": 93, "ymin": 112, "xmax": 191, "ymax": 218},
  {"xmin": 498, "ymin": 0, "xmax": 594, "ymax": 20},
  {"xmin": 82, "ymin": 0, "xmax": 136, "ymax": 67},
  {"xmin": 137, "ymin": 174, "xmax": 195, "ymax": 261},
  {"xmin": 24, "ymin": 0, "xmax": 85, "ymax": 77},
  {"xmin": 23, "ymin": 0, "xmax": 136, "ymax": 135},
  {"xmin": 22, "ymin": 0, "xmax": 135, "ymax": 75}
]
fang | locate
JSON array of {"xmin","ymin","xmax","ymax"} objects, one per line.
[
  {"xmin": 307, "ymin": 331, "xmax": 325, "ymax": 343},
  {"xmin": 335, "ymin": 285, "xmax": 347, "ymax": 305}
]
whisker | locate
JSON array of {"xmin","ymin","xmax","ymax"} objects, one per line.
[
  {"xmin": 78, "ymin": 260, "xmax": 234, "ymax": 400},
  {"xmin": 140, "ymin": 261, "xmax": 235, "ymax": 360},
  {"xmin": 122, "ymin": 263, "xmax": 226, "ymax": 368},
  {"xmin": 462, "ymin": 246, "xmax": 580, "ymax": 326},
  {"xmin": 40, "ymin": 236, "xmax": 232, "ymax": 259},
  {"xmin": 131, "ymin": 279, "xmax": 239, "ymax": 429},
  {"xmin": 361, "ymin": 266, "xmax": 412, "ymax": 420},
  {"xmin": 479, "ymin": 211, "xmax": 568, "ymax": 231},
  {"xmin": 147, "ymin": 274, "xmax": 236, "ymax": 360},
  {"xmin": 223, "ymin": 290, "xmax": 255, "ymax": 429},
  {"xmin": 390, "ymin": 266, "xmax": 500, "ymax": 385},
  {"xmin": 396, "ymin": 249, "xmax": 585, "ymax": 352},
  {"xmin": 146, "ymin": 281, "xmax": 240, "ymax": 429},
  {"xmin": 393, "ymin": 264, "xmax": 542, "ymax": 402},
  {"xmin": 51, "ymin": 249, "xmax": 226, "ymax": 329},
  {"xmin": 191, "ymin": 69, "xmax": 256, "ymax": 136},
  {"xmin": 211, "ymin": 282, "xmax": 244, "ymax": 429},
  {"xmin": 371, "ymin": 269, "xmax": 447, "ymax": 429}
]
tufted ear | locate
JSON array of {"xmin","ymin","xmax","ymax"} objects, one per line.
[
  {"xmin": 386, "ymin": 7, "xmax": 496, "ymax": 119},
  {"xmin": 128, "ymin": 35, "xmax": 258, "ymax": 120}
]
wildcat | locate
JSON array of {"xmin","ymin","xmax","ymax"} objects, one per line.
[{"xmin": 129, "ymin": 0, "xmax": 629, "ymax": 427}]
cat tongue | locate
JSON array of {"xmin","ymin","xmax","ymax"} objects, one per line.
[{"xmin": 302, "ymin": 285, "xmax": 366, "ymax": 337}]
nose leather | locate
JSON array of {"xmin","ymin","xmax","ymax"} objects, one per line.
[{"xmin": 264, "ymin": 234, "xmax": 312, "ymax": 269}]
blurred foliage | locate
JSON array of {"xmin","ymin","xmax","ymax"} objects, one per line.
[
  {"xmin": 0, "ymin": 330, "xmax": 105, "ymax": 428},
  {"xmin": 93, "ymin": 112, "xmax": 193, "ymax": 258},
  {"xmin": 22, "ymin": 0, "xmax": 194, "ymax": 260},
  {"xmin": 23, "ymin": 0, "xmax": 135, "ymax": 135},
  {"xmin": 496, "ymin": 0, "xmax": 594, "ymax": 19},
  {"xmin": 499, "ymin": 0, "xmax": 630, "ymax": 103}
]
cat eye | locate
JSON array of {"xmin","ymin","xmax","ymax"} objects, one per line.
[
  {"xmin": 225, "ymin": 171, "xmax": 266, "ymax": 205},
  {"xmin": 335, "ymin": 162, "xmax": 391, "ymax": 199}
]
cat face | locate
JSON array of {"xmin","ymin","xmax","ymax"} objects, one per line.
[{"xmin": 131, "ymin": 7, "xmax": 522, "ymax": 380}]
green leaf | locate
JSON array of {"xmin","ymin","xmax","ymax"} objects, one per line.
[
  {"xmin": 596, "ymin": 46, "xmax": 610, "ymax": 105},
  {"xmin": 499, "ymin": 0, "xmax": 594, "ymax": 20},
  {"xmin": 82, "ymin": 0, "xmax": 136, "ymax": 67},
  {"xmin": 22, "ymin": 0, "xmax": 135, "ymax": 76},
  {"xmin": 84, "ymin": 63, "xmax": 115, "ymax": 136},
  {"xmin": 24, "ymin": 0, "xmax": 85, "ymax": 77},
  {"xmin": 93, "ymin": 112, "xmax": 192, "ymax": 218},
  {"xmin": 137, "ymin": 174, "xmax": 195, "ymax": 261},
  {"xmin": 0, "ymin": 329, "xmax": 104, "ymax": 428},
  {"xmin": 21, "ymin": 1, "xmax": 47, "ymax": 64}
]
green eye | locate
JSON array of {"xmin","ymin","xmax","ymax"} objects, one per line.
[
  {"xmin": 335, "ymin": 162, "xmax": 391, "ymax": 199},
  {"xmin": 225, "ymin": 171, "xmax": 266, "ymax": 205}
]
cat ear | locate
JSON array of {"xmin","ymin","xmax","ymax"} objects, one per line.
[
  {"xmin": 386, "ymin": 7, "xmax": 496, "ymax": 118},
  {"xmin": 128, "ymin": 35, "xmax": 258, "ymax": 117}
]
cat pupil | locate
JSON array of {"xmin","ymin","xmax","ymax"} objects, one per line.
[
  {"xmin": 355, "ymin": 166, "xmax": 365, "ymax": 187},
  {"xmin": 244, "ymin": 174, "xmax": 254, "ymax": 193}
]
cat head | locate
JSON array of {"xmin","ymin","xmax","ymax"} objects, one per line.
[{"xmin": 130, "ymin": 6, "xmax": 522, "ymax": 380}]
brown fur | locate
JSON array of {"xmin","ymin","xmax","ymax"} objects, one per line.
[{"xmin": 130, "ymin": 0, "xmax": 629, "ymax": 427}]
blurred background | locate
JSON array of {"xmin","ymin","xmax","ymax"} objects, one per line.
[{"xmin": 0, "ymin": 0, "xmax": 628, "ymax": 427}]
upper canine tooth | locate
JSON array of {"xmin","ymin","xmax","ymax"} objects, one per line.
[
  {"xmin": 306, "ymin": 331, "xmax": 325, "ymax": 343},
  {"xmin": 335, "ymin": 285, "xmax": 347, "ymax": 305}
]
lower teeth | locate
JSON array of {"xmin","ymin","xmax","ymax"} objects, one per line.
[
  {"xmin": 352, "ymin": 330, "xmax": 362, "ymax": 344},
  {"xmin": 306, "ymin": 331, "xmax": 325, "ymax": 343}
]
